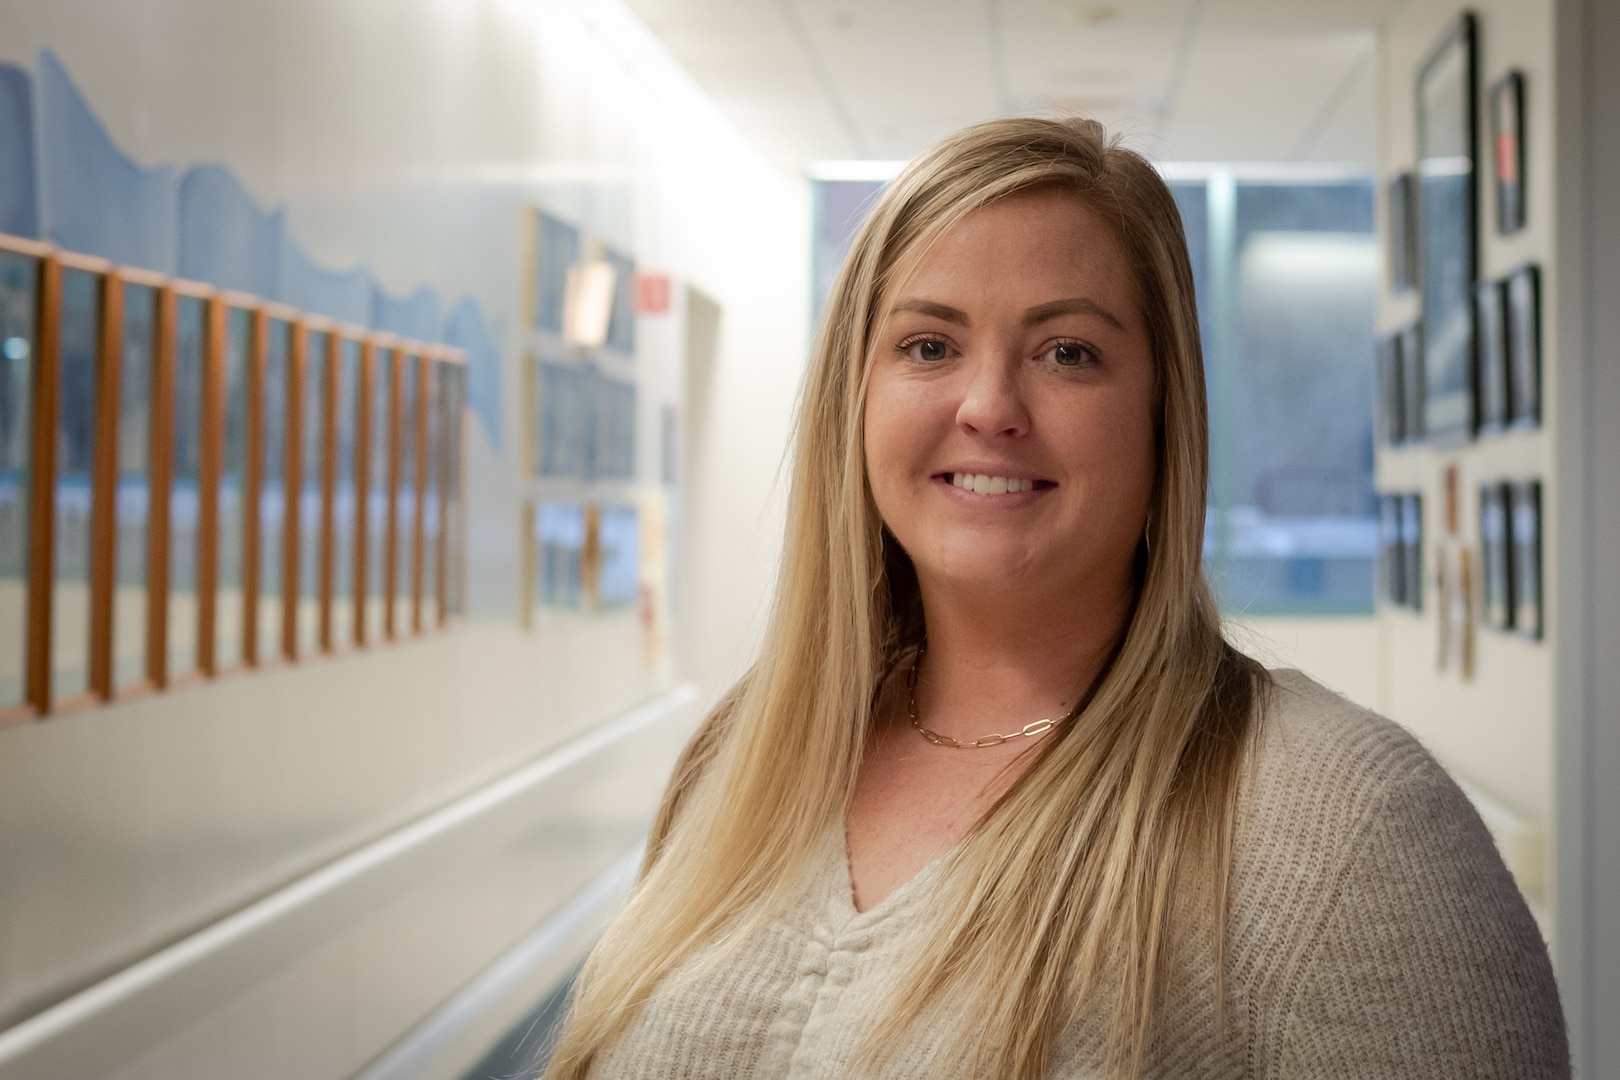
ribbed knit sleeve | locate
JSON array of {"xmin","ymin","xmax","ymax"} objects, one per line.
[{"xmin": 1254, "ymin": 718, "xmax": 1568, "ymax": 1078}]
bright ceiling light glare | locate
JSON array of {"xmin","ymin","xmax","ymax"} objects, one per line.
[{"xmin": 806, "ymin": 159, "xmax": 910, "ymax": 182}]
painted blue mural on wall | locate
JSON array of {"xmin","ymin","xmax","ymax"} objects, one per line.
[
  {"xmin": 0, "ymin": 65, "xmax": 36, "ymax": 238},
  {"xmin": 177, "ymin": 165, "xmax": 282, "ymax": 299},
  {"xmin": 0, "ymin": 49, "xmax": 503, "ymax": 449},
  {"xmin": 35, "ymin": 50, "xmax": 178, "ymax": 274}
]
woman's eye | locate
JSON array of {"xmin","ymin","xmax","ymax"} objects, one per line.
[
  {"xmin": 904, "ymin": 338, "xmax": 949, "ymax": 362},
  {"xmin": 1050, "ymin": 342, "xmax": 1091, "ymax": 367}
]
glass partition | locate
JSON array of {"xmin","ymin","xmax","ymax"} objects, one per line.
[
  {"xmin": 0, "ymin": 252, "xmax": 37, "ymax": 709},
  {"xmin": 365, "ymin": 346, "xmax": 391, "ymax": 641},
  {"xmin": 216, "ymin": 306, "xmax": 251, "ymax": 667},
  {"xmin": 54, "ymin": 268, "xmax": 101, "ymax": 699},
  {"xmin": 167, "ymin": 295, "xmax": 206, "ymax": 679},
  {"xmin": 420, "ymin": 358, "xmax": 440, "ymax": 624},
  {"xmin": 395, "ymin": 353, "xmax": 417, "ymax": 631},
  {"xmin": 257, "ymin": 318, "xmax": 290, "ymax": 661},
  {"xmin": 113, "ymin": 283, "xmax": 156, "ymax": 690},
  {"xmin": 332, "ymin": 336, "xmax": 360, "ymax": 646},
  {"xmin": 297, "ymin": 330, "xmax": 327, "ymax": 655}
]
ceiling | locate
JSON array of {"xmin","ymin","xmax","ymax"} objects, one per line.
[{"xmin": 621, "ymin": 0, "xmax": 1407, "ymax": 174}]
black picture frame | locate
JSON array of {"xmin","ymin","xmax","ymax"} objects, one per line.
[
  {"xmin": 1511, "ymin": 480, "xmax": 1542, "ymax": 639},
  {"xmin": 1492, "ymin": 71, "xmax": 1527, "ymax": 234},
  {"xmin": 1379, "ymin": 493, "xmax": 1405, "ymax": 605},
  {"xmin": 1398, "ymin": 322, "xmax": 1425, "ymax": 443},
  {"xmin": 1387, "ymin": 172, "xmax": 1418, "ymax": 293},
  {"xmin": 1507, "ymin": 263, "xmax": 1542, "ymax": 428},
  {"xmin": 1475, "ymin": 277, "xmax": 1510, "ymax": 433},
  {"xmin": 1401, "ymin": 492, "xmax": 1424, "ymax": 611},
  {"xmin": 1479, "ymin": 481, "xmax": 1513, "ymax": 629},
  {"xmin": 1376, "ymin": 334, "xmax": 1404, "ymax": 446},
  {"xmin": 1416, "ymin": 13, "xmax": 1479, "ymax": 442}
]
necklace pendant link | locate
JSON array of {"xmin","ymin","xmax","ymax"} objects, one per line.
[{"xmin": 1022, "ymin": 718, "xmax": 1056, "ymax": 738}]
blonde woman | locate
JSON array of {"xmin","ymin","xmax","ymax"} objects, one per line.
[{"xmin": 545, "ymin": 118, "xmax": 1566, "ymax": 1079}]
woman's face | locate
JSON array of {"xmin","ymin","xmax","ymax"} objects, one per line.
[{"xmin": 863, "ymin": 188, "xmax": 1158, "ymax": 609}]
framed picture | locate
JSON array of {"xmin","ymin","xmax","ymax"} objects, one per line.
[
  {"xmin": 1387, "ymin": 172, "xmax": 1418, "ymax": 293},
  {"xmin": 1479, "ymin": 481, "xmax": 1513, "ymax": 629},
  {"xmin": 1376, "ymin": 334, "xmax": 1404, "ymax": 446},
  {"xmin": 1507, "ymin": 263, "xmax": 1542, "ymax": 428},
  {"xmin": 1492, "ymin": 71, "xmax": 1527, "ymax": 234},
  {"xmin": 1401, "ymin": 492, "xmax": 1424, "ymax": 611},
  {"xmin": 1475, "ymin": 278, "xmax": 1509, "ymax": 433},
  {"xmin": 1510, "ymin": 480, "xmax": 1542, "ymax": 639},
  {"xmin": 1416, "ymin": 13, "xmax": 1479, "ymax": 442},
  {"xmin": 1379, "ymin": 493, "xmax": 1405, "ymax": 605},
  {"xmin": 1398, "ymin": 322, "xmax": 1425, "ymax": 443}
]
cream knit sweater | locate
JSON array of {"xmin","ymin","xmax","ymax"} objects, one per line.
[{"xmin": 588, "ymin": 670, "xmax": 1568, "ymax": 1078}]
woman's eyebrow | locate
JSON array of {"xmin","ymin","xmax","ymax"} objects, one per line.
[
  {"xmin": 1022, "ymin": 297, "xmax": 1123, "ymax": 330},
  {"xmin": 890, "ymin": 299, "xmax": 969, "ymax": 325}
]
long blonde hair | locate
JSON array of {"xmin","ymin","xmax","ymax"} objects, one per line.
[{"xmin": 544, "ymin": 116, "xmax": 1268, "ymax": 1080}]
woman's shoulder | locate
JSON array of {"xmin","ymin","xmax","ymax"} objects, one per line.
[
  {"xmin": 1227, "ymin": 668, "xmax": 1568, "ymax": 1078},
  {"xmin": 1239, "ymin": 667, "xmax": 1452, "ymax": 831}
]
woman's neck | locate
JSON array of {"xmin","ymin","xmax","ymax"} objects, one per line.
[{"xmin": 908, "ymin": 577, "xmax": 1133, "ymax": 744}]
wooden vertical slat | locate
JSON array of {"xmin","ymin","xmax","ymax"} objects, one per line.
[
  {"xmin": 25, "ymin": 255, "xmax": 61, "ymax": 714},
  {"xmin": 281, "ymin": 322, "xmax": 304, "ymax": 661},
  {"xmin": 353, "ymin": 339, "xmax": 373, "ymax": 647},
  {"xmin": 411, "ymin": 353, "xmax": 429, "ymax": 634},
  {"xmin": 317, "ymin": 332, "xmax": 338, "ymax": 652},
  {"xmin": 146, "ymin": 287, "xmax": 175, "ymax": 687},
  {"xmin": 87, "ymin": 273, "xmax": 123, "ymax": 698},
  {"xmin": 455, "ymin": 365, "xmax": 467, "ymax": 621},
  {"xmin": 434, "ymin": 360, "xmax": 449, "ymax": 627},
  {"xmin": 196, "ymin": 296, "xmax": 224, "ymax": 675},
  {"xmin": 382, "ymin": 347, "xmax": 401, "ymax": 641},
  {"xmin": 242, "ymin": 309, "xmax": 265, "ymax": 666}
]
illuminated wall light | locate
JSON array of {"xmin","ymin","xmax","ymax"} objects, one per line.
[
  {"xmin": 2, "ymin": 337, "xmax": 27, "ymax": 360},
  {"xmin": 562, "ymin": 260, "xmax": 616, "ymax": 348}
]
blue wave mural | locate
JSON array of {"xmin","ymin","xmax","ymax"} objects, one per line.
[{"xmin": 0, "ymin": 49, "xmax": 503, "ymax": 449}]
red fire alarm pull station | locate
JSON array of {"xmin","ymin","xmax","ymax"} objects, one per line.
[{"xmin": 635, "ymin": 272, "xmax": 672, "ymax": 315}]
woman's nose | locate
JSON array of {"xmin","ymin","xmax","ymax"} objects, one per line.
[{"xmin": 954, "ymin": 352, "xmax": 1031, "ymax": 438}]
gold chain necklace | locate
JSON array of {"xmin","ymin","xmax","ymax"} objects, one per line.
[{"xmin": 905, "ymin": 644, "xmax": 1069, "ymax": 749}]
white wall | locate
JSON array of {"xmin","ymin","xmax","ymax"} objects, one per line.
[{"xmin": 0, "ymin": 0, "xmax": 808, "ymax": 1071}]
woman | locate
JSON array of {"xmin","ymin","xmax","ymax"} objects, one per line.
[{"xmin": 545, "ymin": 117, "xmax": 1567, "ymax": 1079}]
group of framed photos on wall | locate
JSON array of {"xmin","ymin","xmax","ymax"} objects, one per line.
[
  {"xmin": 1379, "ymin": 12, "xmax": 1539, "ymax": 448},
  {"xmin": 523, "ymin": 207, "xmax": 647, "ymax": 615},
  {"xmin": 1375, "ymin": 11, "xmax": 1546, "ymax": 652}
]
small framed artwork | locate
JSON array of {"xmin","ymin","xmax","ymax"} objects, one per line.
[
  {"xmin": 1507, "ymin": 263, "xmax": 1542, "ymax": 428},
  {"xmin": 1398, "ymin": 323, "xmax": 1425, "ymax": 443},
  {"xmin": 1416, "ymin": 12, "xmax": 1480, "ymax": 442},
  {"xmin": 1479, "ymin": 481, "xmax": 1513, "ymax": 629},
  {"xmin": 1376, "ymin": 334, "xmax": 1404, "ymax": 446},
  {"xmin": 1510, "ymin": 480, "xmax": 1543, "ymax": 639},
  {"xmin": 1475, "ymin": 278, "xmax": 1509, "ymax": 433},
  {"xmin": 1379, "ymin": 493, "xmax": 1405, "ymax": 605},
  {"xmin": 1387, "ymin": 172, "xmax": 1418, "ymax": 293},
  {"xmin": 1401, "ymin": 493, "xmax": 1424, "ymax": 611},
  {"xmin": 1492, "ymin": 71, "xmax": 1527, "ymax": 234}
]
